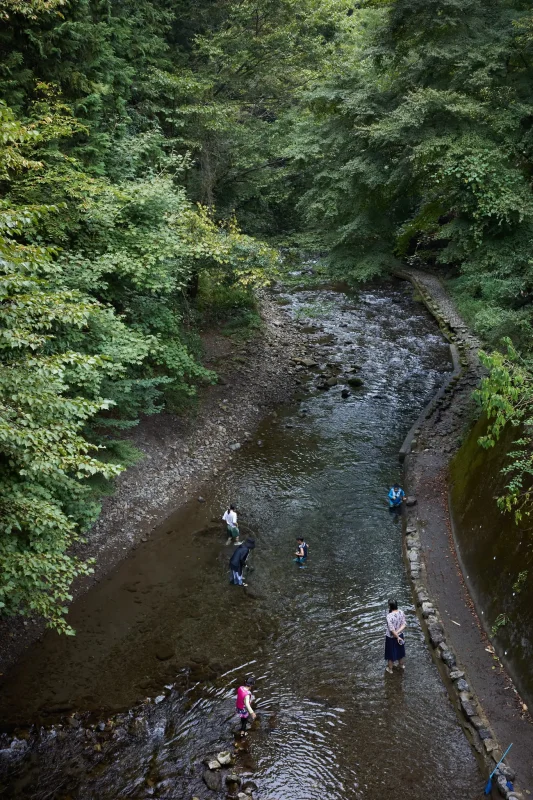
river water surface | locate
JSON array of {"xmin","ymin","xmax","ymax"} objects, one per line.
[{"xmin": 0, "ymin": 282, "xmax": 484, "ymax": 799}]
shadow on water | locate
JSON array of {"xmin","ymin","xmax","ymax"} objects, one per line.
[{"xmin": 0, "ymin": 281, "xmax": 484, "ymax": 799}]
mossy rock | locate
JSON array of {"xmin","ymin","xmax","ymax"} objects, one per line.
[{"xmin": 346, "ymin": 376, "xmax": 364, "ymax": 388}]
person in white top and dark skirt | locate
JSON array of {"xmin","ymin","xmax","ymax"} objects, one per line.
[{"xmin": 384, "ymin": 599, "xmax": 406, "ymax": 673}]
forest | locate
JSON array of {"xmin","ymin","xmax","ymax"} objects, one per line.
[{"xmin": 1, "ymin": 0, "xmax": 533, "ymax": 630}]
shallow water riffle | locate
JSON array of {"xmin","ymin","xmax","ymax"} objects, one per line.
[
  {"xmin": 450, "ymin": 416, "xmax": 533, "ymax": 708},
  {"xmin": 0, "ymin": 281, "xmax": 484, "ymax": 800}
]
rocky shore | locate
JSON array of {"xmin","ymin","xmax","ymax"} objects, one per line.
[{"xmin": 400, "ymin": 268, "xmax": 533, "ymax": 796}]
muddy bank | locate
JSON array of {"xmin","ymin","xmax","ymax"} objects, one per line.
[
  {"xmin": 401, "ymin": 268, "xmax": 533, "ymax": 792},
  {"xmin": 0, "ymin": 290, "xmax": 311, "ymax": 675}
]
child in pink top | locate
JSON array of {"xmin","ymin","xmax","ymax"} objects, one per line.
[{"xmin": 236, "ymin": 677, "xmax": 256, "ymax": 736}]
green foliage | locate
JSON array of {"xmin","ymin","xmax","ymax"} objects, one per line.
[
  {"xmin": 491, "ymin": 613, "xmax": 509, "ymax": 636},
  {"xmin": 0, "ymin": 0, "xmax": 300, "ymax": 629},
  {"xmin": 0, "ymin": 197, "xmax": 122, "ymax": 631},
  {"xmin": 513, "ymin": 570, "xmax": 528, "ymax": 594},
  {"xmin": 475, "ymin": 340, "xmax": 533, "ymax": 522}
]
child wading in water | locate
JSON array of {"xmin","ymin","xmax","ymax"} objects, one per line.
[
  {"xmin": 236, "ymin": 677, "xmax": 256, "ymax": 736},
  {"xmin": 222, "ymin": 504, "xmax": 241, "ymax": 545},
  {"xmin": 293, "ymin": 536, "xmax": 308, "ymax": 567}
]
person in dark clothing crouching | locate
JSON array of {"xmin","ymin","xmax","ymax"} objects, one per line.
[{"xmin": 229, "ymin": 538, "xmax": 255, "ymax": 586}]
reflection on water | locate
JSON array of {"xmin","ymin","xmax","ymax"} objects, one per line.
[{"xmin": 0, "ymin": 282, "xmax": 483, "ymax": 799}]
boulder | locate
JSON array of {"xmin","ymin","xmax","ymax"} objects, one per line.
[
  {"xmin": 347, "ymin": 376, "xmax": 364, "ymax": 387},
  {"xmin": 217, "ymin": 751, "xmax": 233, "ymax": 766},
  {"xmin": 326, "ymin": 376, "xmax": 338, "ymax": 387},
  {"xmin": 421, "ymin": 602, "xmax": 434, "ymax": 618},
  {"xmin": 460, "ymin": 697, "xmax": 476, "ymax": 718},
  {"xmin": 428, "ymin": 621, "xmax": 445, "ymax": 646},
  {"xmin": 449, "ymin": 670, "xmax": 465, "ymax": 681},
  {"xmin": 441, "ymin": 649, "xmax": 456, "ymax": 668},
  {"xmin": 341, "ymin": 388, "xmax": 351, "ymax": 399},
  {"xmin": 155, "ymin": 645, "xmax": 174, "ymax": 661},
  {"xmin": 225, "ymin": 773, "xmax": 242, "ymax": 795},
  {"xmin": 496, "ymin": 774, "xmax": 512, "ymax": 798},
  {"xmin": 456, "ymin": 678, "xmax": 470, "ymax": 693},
  {"xmin": 497, "ymin": 763, "xmax": 516, "ymax": 782},
  {"xmin": 405, "ymin": 496, "xmax": 417, "ymax": 507},
  {"xmin": 203, "ymin": 769, "xmax": 222, "ymax": 792},
  {"xmin": 205, "ymin": 759, "xmax": 221, "ymax": 770}
]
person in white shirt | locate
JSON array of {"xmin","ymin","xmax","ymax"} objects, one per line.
[{"xmin": 222, "ymin": 504, "xmax": 241, "ymax": 545}]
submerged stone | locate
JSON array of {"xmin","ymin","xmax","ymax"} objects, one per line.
[{"xmin": 203, "ymin": 769, "xmax": 222, "ymax": 791}]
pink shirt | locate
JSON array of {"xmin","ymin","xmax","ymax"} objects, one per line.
[{"xmin": 236, "ymin": 685, "xmax": 250, "ymax": 710}]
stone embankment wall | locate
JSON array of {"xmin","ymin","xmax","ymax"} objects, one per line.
[{"xmin": 397, "ymin": 269, "xmax": 525, "ymax": 799}]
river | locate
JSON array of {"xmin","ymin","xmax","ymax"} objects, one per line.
[{"xmin": 0, "ymin": 281, "xmax": 484, "ymax": 799}]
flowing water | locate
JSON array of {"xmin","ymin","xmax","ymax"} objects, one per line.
[{"xmin": 0, "ymin": 281, "xmax": 484, "ymax": 799}]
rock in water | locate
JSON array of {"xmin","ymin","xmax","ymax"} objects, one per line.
[
  {"xmin": 347, "ymin": 376, "xmax": 364, "ymax": 387},
  {"xmin": 155, "ymin": 644, "xmax": 174, "ymax": 661},
  {"xmin": 217, "ymin": 751, "xmax": 233, "ymax": 766},
  {"xmin": 326, "ymin": 376, "xmax": 338, "ymax": 387},
  {"xmin": 203, "ymin": 769, "xmax": 222, "ymax": 791},
  {"xmin": 226, "ymin": 772, "xmax": 241, "ymax": 790},
  {"xmin": 341, "ymin": 388, "xmax": 350, "ymax": 398}
]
